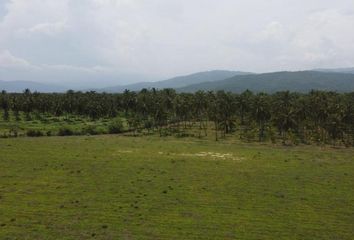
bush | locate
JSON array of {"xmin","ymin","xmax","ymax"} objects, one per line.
[
  {"xmin": 64, "ymin": 118, "xmax": 74, "ymax": 123},
  {"xmin": 34, "ymin": 112, "xmax": 44, "ymax": 121},
  {"xmin": 287, "ymin": 130, "xmax": 300, "ymax": 146},
  {"xmin": 0, "ymin": 132, "xmax": 9, "ymax": 138},
  {"xmin": 240, "ymin": 127, "xmax": 257, "ymax": 142},
  {"xmin": 267, "ymin": 127, "xmax": 277, "ymax": 144},
  {"xmin": 176, "ymin": 132, "xmax": 195, "ymax": 138},
  {"xmin": 25, "ymin": 113, "xmax": 32, "ymax": 121},
  {"xmin": 158, "ymin": 127, "xmax": 171, "ymax": 137},
  {"xmin": 82, "ymin": 125, "xmax": 99, "ymax": 135},
  {"xmin": 9, "ymin": 127, "xmax": 19, "ymax": 138},
  {"xmin": 108, "ymin": 119, "xmax": 124, "ymax": 134},
  {"xmin": 26, "ymin": 129, "xmax": 44, "ymax": 137},
  {"xmin": 58, "ymin": 126, "xmax": 74, "ymax": 136},
  {"xmin": 41, "ymin": 118, "xmax": 50, "ymax": 124}
]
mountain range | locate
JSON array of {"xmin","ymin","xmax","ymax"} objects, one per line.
[
  {"xmin": 178, "ymin": 71, "xmax": 354, "ymax": 93},
  {"xmin": 96, "ymin": 70, "xmax": 250, "ymax": 93},
  {"xmin": 313, "ymin": 67, "xmax": 354, "ymax": 74},
  {"xmin": 0, "ymin": 80, "xmax": 67, "ymax": 93},
  {"xmin": 1, "ymin": 68, "xmax": 354, "ymax": 93}
]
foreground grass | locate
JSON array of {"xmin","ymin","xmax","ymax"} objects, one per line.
[{"xmin": 0, "ymin": 136, "xmax": 353, "ymax": 239}]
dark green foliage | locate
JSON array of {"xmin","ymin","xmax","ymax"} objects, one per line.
[
  {"xmin": 99, "ymin": 70, "xmax": 248, "ymax": 92},
  {"xmin": 26, "ymin": 129, "xmax": 44, "ymax": 137},
  {"xmin": 108, "ymin": 119, "xmax": 124, "ymax": 134},
  {"xmin": 0, "ymin": 88, "xmax": 353, "ymax": 145},
  {"xmin": 82, "ymin": 125, "xmax": 100, "ymax": 135},
  {"xmin": 178, "ymin": 71, "xmax": 354, "ymax": 93},
  {"xmin": 9, "ymin": 127, "xmax": 18, "ymax": 137},
  {"xmin": 58, "ymin": 126, "xmax": 74, "ymax": 136}
]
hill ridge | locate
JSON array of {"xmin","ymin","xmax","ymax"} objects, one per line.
[{"xmin": 178, "ymin": 70, "xmax": 354, "ymax": 93}]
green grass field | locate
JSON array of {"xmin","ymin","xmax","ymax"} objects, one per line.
[{"xmin": 0, "ymin": 135, "xmax": 353, "ymax": 239}]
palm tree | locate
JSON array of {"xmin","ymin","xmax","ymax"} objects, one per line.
[
  {"xmin": 271, "ymin": 91, "xmax": 298, "ymax": 141},
  {"xmin": 252, "ymin": 93, "xmax": 271, "ymax": 142},
  {"xmin": 0, "ymin": 90, "xmax": 10, "ymax": 121},
  {"xmin": 236, "ymin": 90, "xmax": 253, "ymax": 125}
]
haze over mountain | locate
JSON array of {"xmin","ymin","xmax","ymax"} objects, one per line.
[
  {"xmin": 0, "ymin": 80, "xmax": 66, "ymax": 93},
  {"xmin": 313, "ymin": 67, "xmax": 354, "ymax": 74},
  {"xmin": 1, "ymin": 68, "xmax": 354, "ymax": 93},
  {"xmin": 178, "ymin": 71, "xmax": 354, "ymax": 93}
]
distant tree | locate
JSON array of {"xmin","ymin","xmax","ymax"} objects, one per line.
[
  {"xmin": 271, "ymin": 91, "xmax": 298, "ymax": 141},
  {"xmin": 0, "ymin": 90, "xmax": 10, "ymax": 121},
  {"xmin": 0, "ymin": 88, "xmax": 353, "ymax": 146},
  {"xmin": 252, "ymin": 93, "xmax": 271, "ymax": 141}
]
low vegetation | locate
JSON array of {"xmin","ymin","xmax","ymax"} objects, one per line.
[{"xmin": 0, "ymin": 135, "xmax": 353, "ymax": 239}]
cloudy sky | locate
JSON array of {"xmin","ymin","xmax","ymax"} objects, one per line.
[{"xmin": 0, "ymin": 0, "xmax": 354, "ymax": 88}]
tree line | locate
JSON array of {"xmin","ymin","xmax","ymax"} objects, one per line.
[{"xmin": 1, "ymin": 89, "xmax": 353, "ymax": 146}]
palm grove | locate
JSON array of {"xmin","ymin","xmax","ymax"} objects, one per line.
[{"xmin": 0, "ymin": 89, "xmax": 353, "ymax": 146}]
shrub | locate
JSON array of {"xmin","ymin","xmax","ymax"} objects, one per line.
[
  {"xmin": 158, "ymin": 128, "xmax": 171, "ymax": 137},
  {"xmin": 176, "ymin": 132, "xmax": 194, "ymax": 138},
  {"xmin": 82, "ymin": 125, "xmax": 99, "ymax": 135},
  {"xmin": 35, "ymin": 112, "xmax": 44, "ymax": 121},
  {"xmin": 41, "ymin": 118, "xmax": 50, "ymax": 124},
  {"xmin": 9, "ymin": 127, "xmax": 19, "ymax": 137},
  {"xmin": 240, "ymin": 127, "xmax": 257, "ymax": 142},
  {"xmin": 58, "ymin": 126, "xmax": 74, "ymax": 136},
  {"xmin": 64, "ymin": 118, "xmax": 74, "ymax": 123},
  {"xmin": 108, "ymin": 119, "xmax": 124, "ymax": 134},
  {"xmin": 25, "ymin": 113, "xmax": 32, "ymax": 121},
  {"xmin": 267, "ymin": 127, "xmax": 277, "ymax": 144},
  {"xmin": 0, "ymin": 132, "xmax": 9, "ymax": 138},
  {"xmin": 287, "ymin": 130, "xmax": 300, "ymax": 146},
  {"xmin": 26, "ymin": 129, "xmax": 44, "ymax": 137},
  {"xmin": 14, "ymin": 111, "xmax": 21, "ymax": 121}
]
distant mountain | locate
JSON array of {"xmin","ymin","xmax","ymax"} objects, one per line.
[
  {"xmin": 99, "ymin": 70, "xmax": 252, "ymax": 92},
  {"xmin": 0, "ymin": 80, "xmax": 67, "ymax": 93},
  {"xmin": 178, "ymin": 71, "xmax": 354, "ymax": 93},
  {"xmin": 313, "ymin": 67, "xmax": 354, "ymax": 74},
  {"xmin": 3, "ymin": 69, "xmax": 354, "ymax": 94}
]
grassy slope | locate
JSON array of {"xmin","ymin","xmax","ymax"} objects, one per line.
[{"xmin": 0, "ymin": 136, "xmax": 353, "ymax": 239}]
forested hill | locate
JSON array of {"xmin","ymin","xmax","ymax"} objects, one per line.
[
  {"xmin": 99, "ymin": 70, "xmax": 251, "ymax": 92},
  {"xmin": 314, "ymin": 67, "xmax": 354, "ymax": 74},
  {"xmin": 178, "ymin": 71, "xmax": 354, "ymax": 93},
  {"xmin": 2, "ymin": 70, "xmax": 354, "ymax": 93}
]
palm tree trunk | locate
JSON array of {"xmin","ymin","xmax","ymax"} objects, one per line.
[{"xmin": 214, "ymin": 121, "xmax": 218, "ymax": 141}]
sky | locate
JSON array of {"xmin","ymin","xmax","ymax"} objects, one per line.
[{"xmin": 0, "ymin": 0, "xmax": 354, "ymax": 88}]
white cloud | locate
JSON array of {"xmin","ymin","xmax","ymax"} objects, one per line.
[
  {"xmin": 287, "ymin": 9, "xmax": 354, "ymax": 67},
  {"xmin": 0, "ymin": 49, "xmax": 115, "ymax": 75},
  {"xmin": 0, "ymin": 50, "xmax": 39, "ymax": 70},
  {"xmin": 0, "ymin": 0, "xmax": 354, "ymax": 85},
  {"xmin": 26, "ymin": 21, "xmax": 68, "ymax": 35},
  {"xmin": 247, "ymin": 8, "xmax": 354, "ymax": 71},
  {"xmin": 259, "ymin": 22, "xmax": 285, "ymax": 42}
]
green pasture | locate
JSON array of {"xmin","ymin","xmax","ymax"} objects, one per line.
[{"xmin": 0, "ymin": 136, "xmax": 353, "ymax": 239}]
